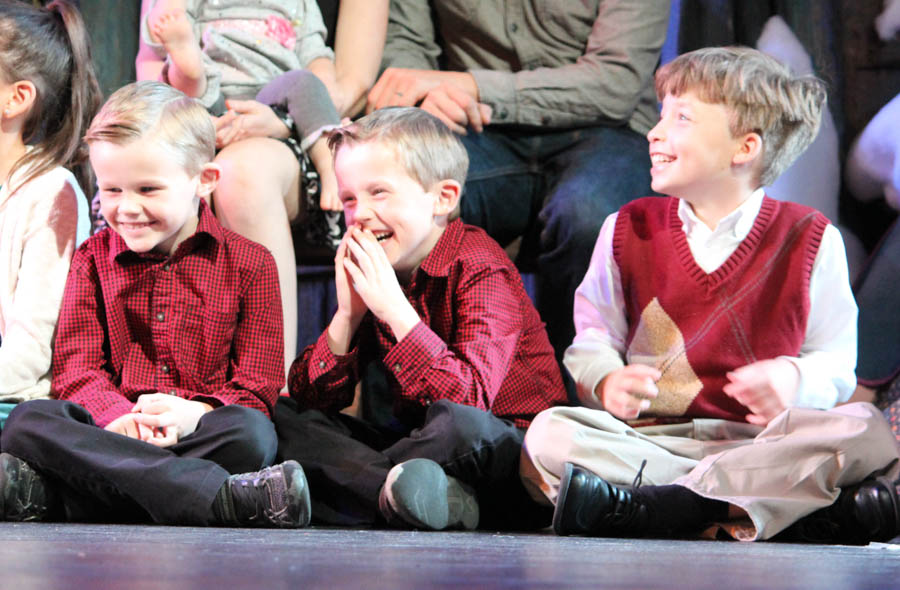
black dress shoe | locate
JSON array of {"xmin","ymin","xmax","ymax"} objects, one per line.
[
  {"xmin": 785, "ymin": 476, "xmax": 900, "ymax": 545},
  {"xmin": 552, "ymin": 462, "xmax": 651, "ymax": 537}
]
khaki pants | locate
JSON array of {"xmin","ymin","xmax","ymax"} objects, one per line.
[{"xmin": 521, "ymin": 402, "xmax": 900, "ymax": 540}]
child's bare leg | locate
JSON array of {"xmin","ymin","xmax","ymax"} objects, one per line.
[
  {"xmin": 213, "ymin": 137, "xmax": 301, "ymax": 383},
  {"xmin": 148, "ymin": 0, "xmax": 205, "ymax": 97}
]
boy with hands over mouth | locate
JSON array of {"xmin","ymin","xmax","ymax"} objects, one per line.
[{"xmin": 277, "ymin": 107, "xmax": 566, "ymax": 531}]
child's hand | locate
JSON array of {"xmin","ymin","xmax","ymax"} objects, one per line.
[
  {"xmin": 342, "ymin": 226, "xmax": 420, "ymax": 340},
  {"xmin": 333, "ymin": 231, "xmax": 368, "ymax": 324},
  {"xmin": 723, "ymin": 359, "xmax": 800, "ymax": 426},
  {"xmin": 213, "ymin": 100, "xmax": 290, "ymax": 148},
  {"xmin": 599, "ymin": 364, "xmax": 662, "ymax": 420},
  {"xmin": 129, "ymin": 393, "xmax": 213, "ymax": 448},
  {"xmin": 104, "ymin": 413, "xmax": 162, "ymax": 443}
]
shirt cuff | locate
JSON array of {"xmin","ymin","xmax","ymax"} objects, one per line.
[
  {"xmin": 469, "ymin": 69, "xmax": 518, "ymax": 123},
  {"xmin": 384, "ymin": 321, "xmax": 445, "ymax": 399},
  {"xmin": 780, "ymin": 355, "xmax": 851, "ymax": 409},
  {"xmin": 308, "ymin": 330, "xmax": 358, "ymax": 382}
]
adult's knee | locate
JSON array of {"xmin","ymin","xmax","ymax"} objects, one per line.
[{"xmin": 213, "ymin": 139, "xmax": 299, "ymax": 218}]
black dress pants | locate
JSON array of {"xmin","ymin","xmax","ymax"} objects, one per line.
[
  {"xmin": 0, "ymin": 399, "xmax": 276, "ymax": 524},
  {"xmin": 274, "ymin": 397, "xmax": 551, "ymax": 530}
]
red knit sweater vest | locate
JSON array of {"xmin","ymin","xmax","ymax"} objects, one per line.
[{"xmin": 612, "ymin": 196, "xmax": 828, "ymax": 422}]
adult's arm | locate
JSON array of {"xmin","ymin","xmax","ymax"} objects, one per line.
[{"xmin": 332, "ymin": 0, "xmax": 389, "ymax": 117}]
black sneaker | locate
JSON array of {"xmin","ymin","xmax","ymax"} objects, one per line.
[
  {"xmin": 214, "ymin": 460, "xmax": 311, "ymax": 528},
  {"xmin": 783, "ymin": 476, "xmax": 900, "ymax": 545},
  {"xmin": 553, "ymin": 462, "xmax": 651, "ymax": 537},
  {"xmin": 378, "ymin": 459, "xmax": 479, "ymax": 531},
  {"xmin": 0, "ymin": 453, "xmax": 58, "ymax": 522}
]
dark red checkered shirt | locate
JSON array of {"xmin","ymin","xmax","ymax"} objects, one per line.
[
  {"xmin": 52, "ymin": 199, "xmax": 284, "ymax": 427},
  {"xmin": 288, "ymin": 220, "xmax": 566, "ymax": 428}
]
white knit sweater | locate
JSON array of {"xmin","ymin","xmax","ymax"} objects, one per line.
[{"xmin": 0, "ymin": 159, "xmax": 89, "ymax": 401}]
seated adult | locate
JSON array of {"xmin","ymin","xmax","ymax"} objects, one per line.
[{"xmin": 368, "ymin": 0, "xmax": 670, "ymax": 369}]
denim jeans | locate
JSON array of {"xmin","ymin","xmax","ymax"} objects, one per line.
[
  {"xmin": 855, "ymin": 218, "xmax": 900, "ymax": 385},
  {"xmin": 458, "ymin": 124, "xmax": 653, "ymax": 365}
]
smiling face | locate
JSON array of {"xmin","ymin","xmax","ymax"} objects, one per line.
[
  {"xmin": 92, "ymin": 135, "xmax": 212, "ymax": 255},
  {"xmin": 648, "ymin": 91, "xmax": 751, "ymax": 208},
  {"xmin": 334, "ymin": 140, "xmax": 451, "ymax": 281}
]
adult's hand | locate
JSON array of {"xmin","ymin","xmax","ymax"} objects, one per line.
[{"xmin": 420, "ymin": 82, "xmax": 492, "ymax": 134}]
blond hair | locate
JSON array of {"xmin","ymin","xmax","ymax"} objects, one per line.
[
  {"xmin": 328, "ymin": 107, "xmax": 469, "ymax": 189},
  {"xmin": 655, "ymin": 46, "xmax": 826, "ymax": 186},
  {"xmin": 84, "ymin": 81, "xmax": 214, "ymax": 176}
]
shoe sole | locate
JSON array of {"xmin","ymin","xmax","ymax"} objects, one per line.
[
  {"xmin": 283, "ymin": 461, "xmax": 312, "ymax": 528},
  {"xmin": 383, "ymin": 459, "xmax": 479, "ymax": 531},
  {"xmin": 552, "ymin": 462, "xmax": 576, "ymax": 536}
]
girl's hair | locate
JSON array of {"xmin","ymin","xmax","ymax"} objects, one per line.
[{"xmin": 0, "ymin": 0, "xmax": 102, "ymax": 194}]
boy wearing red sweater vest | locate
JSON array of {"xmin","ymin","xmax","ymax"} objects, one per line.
[{"xmin": 521, "ymin": 47, "xmax": 900, "ymax": 543}]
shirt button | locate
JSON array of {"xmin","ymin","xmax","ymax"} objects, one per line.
[
  {"xmin": 509, "ymin": 22, "xmax": 518, "ymax": 33},
  {"xmin": 393, "ymin": 363, "xmax": 401, "ymax": 372},
  {"xmin": 168, "ymin": 390, "xmax": 176, "ymax": 395},
  {"xmin": 423, "ymin": 396, "xmax": 433, "ymax": 406},
  {"xmin": 162, "ymin": 263, "xmax": 171, "ymax": 271},
  {"xmin": 161, "ymin": 364, "xmax": 170, "ymax": 374},
  {"xmin": 318, "ymin": 361, "xmax": 326, "ymax": 369},
  {"xmin": 155, "ymin": 311, "xmax": 165, "ymax": 321}
]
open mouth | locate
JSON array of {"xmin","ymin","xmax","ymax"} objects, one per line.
[
  {"xmin": 651, "ymin": 153, "xmax": 676, "ymax": 165},
  {"xmin": 373, "ymin": 231, "xmax": 393, "ymax": 242},
  {"xmin": 119, "ymin": 221, "xmax": 153, "ymax": 230}
]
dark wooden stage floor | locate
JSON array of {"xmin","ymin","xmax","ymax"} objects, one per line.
[{"xmin": 1, "ymin": 524, "xmax": 898, "ymax": 589}]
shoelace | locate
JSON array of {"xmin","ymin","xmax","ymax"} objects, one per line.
[{"xmin": 631, "ymin": 459, "xmax": 647, "ymax": 490}]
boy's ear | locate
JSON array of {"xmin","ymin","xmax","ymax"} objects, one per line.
[
  {"xmin": 432, "ymin": 179, "xmax": 462, "ymax": 218},
  {"xmin": 2, "ymin": 80, "xmax": 37, "ymax": 119},
  {"xmin": 732, "ymin": 131, "xmax": 763, "ymax": 167},
  {"xmin": 195, "ymin": 163, "xmax": 221, "ymax": 198}
]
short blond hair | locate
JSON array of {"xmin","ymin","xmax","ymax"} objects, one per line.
[
  {"xmin": 655, "ymin": 46, "xmax": 826, "ymax": 186},
  {"xmin": 84, "ymin": 81, "xmax": 215, "ymax": 176},
  {"xmin": 328, "ymin": 107, "xmax": 469, "ymax": 189}
]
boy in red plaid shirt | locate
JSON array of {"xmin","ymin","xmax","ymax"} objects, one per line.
[
  {"xmin": 0, "ymin": 82, "xmax": 309, "ymax": 528},
  {"xmin": 276, "ymin": 107, "xmax": 567, "ymax": 531}
]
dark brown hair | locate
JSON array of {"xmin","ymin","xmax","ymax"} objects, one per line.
[{"xmin": 0, "ymin": 0, "xmax": 102, "ymax": 194}]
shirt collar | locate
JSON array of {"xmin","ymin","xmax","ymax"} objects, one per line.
[
  {"xmin": 110, "ymin": 198, "xmax": 224, "ymax": 264},
  {"xmin": 677, "ymin": 188, "xmax": 765, "ymax": 241},
  {"xmin": 415, "ymin": 219, "xmax": 463, "ymax": 279}
]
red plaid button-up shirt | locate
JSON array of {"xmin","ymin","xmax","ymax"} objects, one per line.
[
  {"xmin": 288, "ymin": 220, "xmax": 566, "ymax": 428},
  {"xmin": 52, "ymin": 200, "xmax": 283, "ymax": 427}
]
